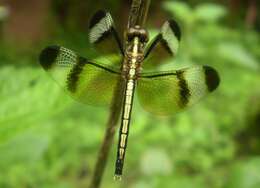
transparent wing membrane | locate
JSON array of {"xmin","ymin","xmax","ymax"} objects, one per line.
[
  {"xmin": 137, "ymin": 66, "xmax": 220, "ymax": 115},
  {"xmin": 89, "ymin": 10, "xmax": 124, "ymax": 67},
  {"xmin": 39, "ymin": 45, "xmax": 121, "ymax": 106},
  {"xmin": 143, "ymin": 19, "xmax": 181, "ymax": 69}
]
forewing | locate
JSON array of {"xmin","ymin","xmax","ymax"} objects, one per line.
[
  {"xmin": 89, "ymin": 10, "xmax": 124, "ymax": 66},
  {"xmin": 137, "ymin": 66, "xmax": 220, "ymax": 115},
  {"xmin": 143, "ymin": 19, "xmax": 181, "ymax": 69},
  {"xmin": 39, "ymin": 45, "xmax": 121, "ymax": 106}
]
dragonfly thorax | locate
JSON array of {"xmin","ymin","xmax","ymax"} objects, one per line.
[
  {"xmin": 123, "ymin": 36, "xmax": 146, "ymax": 80},
  {"xmin": 125, "ymin": 26, "xmax": 148, "ymax": 64},
  {"xmin": 126, "ymin": 25, "xmax": 149, "ymax": 43}
]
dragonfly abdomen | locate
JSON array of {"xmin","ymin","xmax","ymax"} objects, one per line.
[
  {"xmin": 115, "ymin": 78, "xmax": 136, "ymax": 178},
  {"xmin": 115, "ymin": 37, "xmax": 144, "ymax": 179}
]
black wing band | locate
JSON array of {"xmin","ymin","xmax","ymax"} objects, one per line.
[
  {"xmin": 89, "ymin": 10, "xmax": 124, "ymax": 55},
  {"xmin": 39, "ymin": 45, "xmax": 121, "ymax": 106},
  {"xmin": 137, "ymin": 66, "xmax": 220, "ymax": 115}
]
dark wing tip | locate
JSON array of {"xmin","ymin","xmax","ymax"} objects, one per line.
[
  {"xmin": 39, "ymin": 45, "xmax": 60, "ymax": 70},
  {"xmin": 168, "ymin": 19, "xmax": 181, "ymax": 41},
  {"xmin": 89, "ymin": 10, "xmax": 107, "ymax": 29},
  {"xmin": 203, "ymin": 66, "xmax": 220, "ymax": 92}
]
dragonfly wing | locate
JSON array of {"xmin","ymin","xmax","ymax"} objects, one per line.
[
  {"xmin": 137, "ymin": 66, "xmax": 220, "ymax": 115},
  {"xmin": 39, "ymin": 45, "xmax": 121, "ymax": 106},
  {"xmin": 143, "ymin": 19, "xmax": 181, "ymax": 69},
  {"xmin": 89, "ymin": 10, "xmax": 124, "ymax": 66}
]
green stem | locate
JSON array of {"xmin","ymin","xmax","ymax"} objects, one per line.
[{"xmin": 89, "ymin": 79, "xmax": 125, "ymax": 188}]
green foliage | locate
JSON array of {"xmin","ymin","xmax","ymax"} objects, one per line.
[
  {"xmin": 163, "ymin": 1, "xmax": 259, "ymax": 71},
  {"xmin": 194, "ymin": 4, "xmax": 227, "ymax": 23},
  {"xmin": 225, "ymin": 158, "xmax": 260, "ymax": 188},
  {"xmin": 163, "ymin": 2, "xmax": 227, "ymax": 26},
  {"xmin": 0, "ymin": 6, "xmax": 9, "ymax": 21}
]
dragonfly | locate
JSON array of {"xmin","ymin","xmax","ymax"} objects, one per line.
[{"xmin": 39, "ymin": 10, "xmax": 220, "ymax": 179}]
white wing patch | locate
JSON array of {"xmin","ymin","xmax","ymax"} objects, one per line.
[
  {"xmin": 161, "ymin": 20, "xmax": 180, "ymax": 55},
  {"xmin": 89, "ymin": 12, "xmax": 114, "ymax": 44},
  {"xmin": 183, "ymin": 66, "xmax": 208, "ymax": 106}
]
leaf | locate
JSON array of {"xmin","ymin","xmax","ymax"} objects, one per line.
[
  {"xmin": 130, "ymin": 181, "xmax": 152, "ymax": 188},
  {"xmin": 194, "ymin": 4, "xmax": 227, "ymax": 23},
  {"xmin": 0, "ymin": 6, "xmax": 9, "ymax": 21},
  {"xmin": 159, "ymin": 176, "xmax": 205, "ymax": 188},
  {"xmin": 0, "ymin": 132, "xmax": 50, "ymax": 168},
  {"xmin": 162, "ymin": 1, "xmax": 192, "ymax": 23},
  {"xmin": 140, "ymin": 148, "xmax": 173, "ymax": 176},
  {"xmin": 225, "ymin": 158, "xmax": 260, "ymax": 188},
  {"xmin": 0, "ymin": 66, "xmax": 71, "ymax": 143},
  {"xmin": 217, "ymin": 43, "xmax": 259, "ymax": 70}
]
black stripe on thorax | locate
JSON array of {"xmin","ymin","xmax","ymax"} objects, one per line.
[{"xmin": 176, "ymin": 70, "xmax": 191, "ymax": 107}]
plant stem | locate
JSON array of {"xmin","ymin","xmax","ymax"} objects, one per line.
[
  {"xmin": 89, "ymin": 79, "xmax": 125, "ymax": 188},
  {"xmin": 128, "ymin": 0, "xmax": 151, "ymax": 28},
  {"xmin": 89, "ymin": 1, "xmax": 150, "ymax": 188}
]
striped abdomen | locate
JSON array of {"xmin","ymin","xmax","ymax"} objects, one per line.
[
  {"xmin": 114, "ymin": 37, "xmax": 142, "ymax": 179},
  {"xmin": 115, "ymin": 78, "xmax": 136, "ymax": 177}
]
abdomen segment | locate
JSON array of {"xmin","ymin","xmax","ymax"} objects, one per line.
[{"xmin": 115, "ymin": 79, "xmax": 136, "ymax": 179}]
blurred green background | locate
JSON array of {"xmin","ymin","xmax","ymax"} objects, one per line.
[{"xmin": 0, "ymin": 0, "xmax": 260, "ymax": 188}]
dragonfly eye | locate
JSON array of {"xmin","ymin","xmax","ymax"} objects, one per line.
[{"xmin": 127, "ymin": 26, "xmax": 149, "ymax": 43}]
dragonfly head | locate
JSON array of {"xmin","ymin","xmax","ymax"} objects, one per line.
[{"xmin": 126, "ymin": 25, "xmax": 149, "ymax": 44}]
